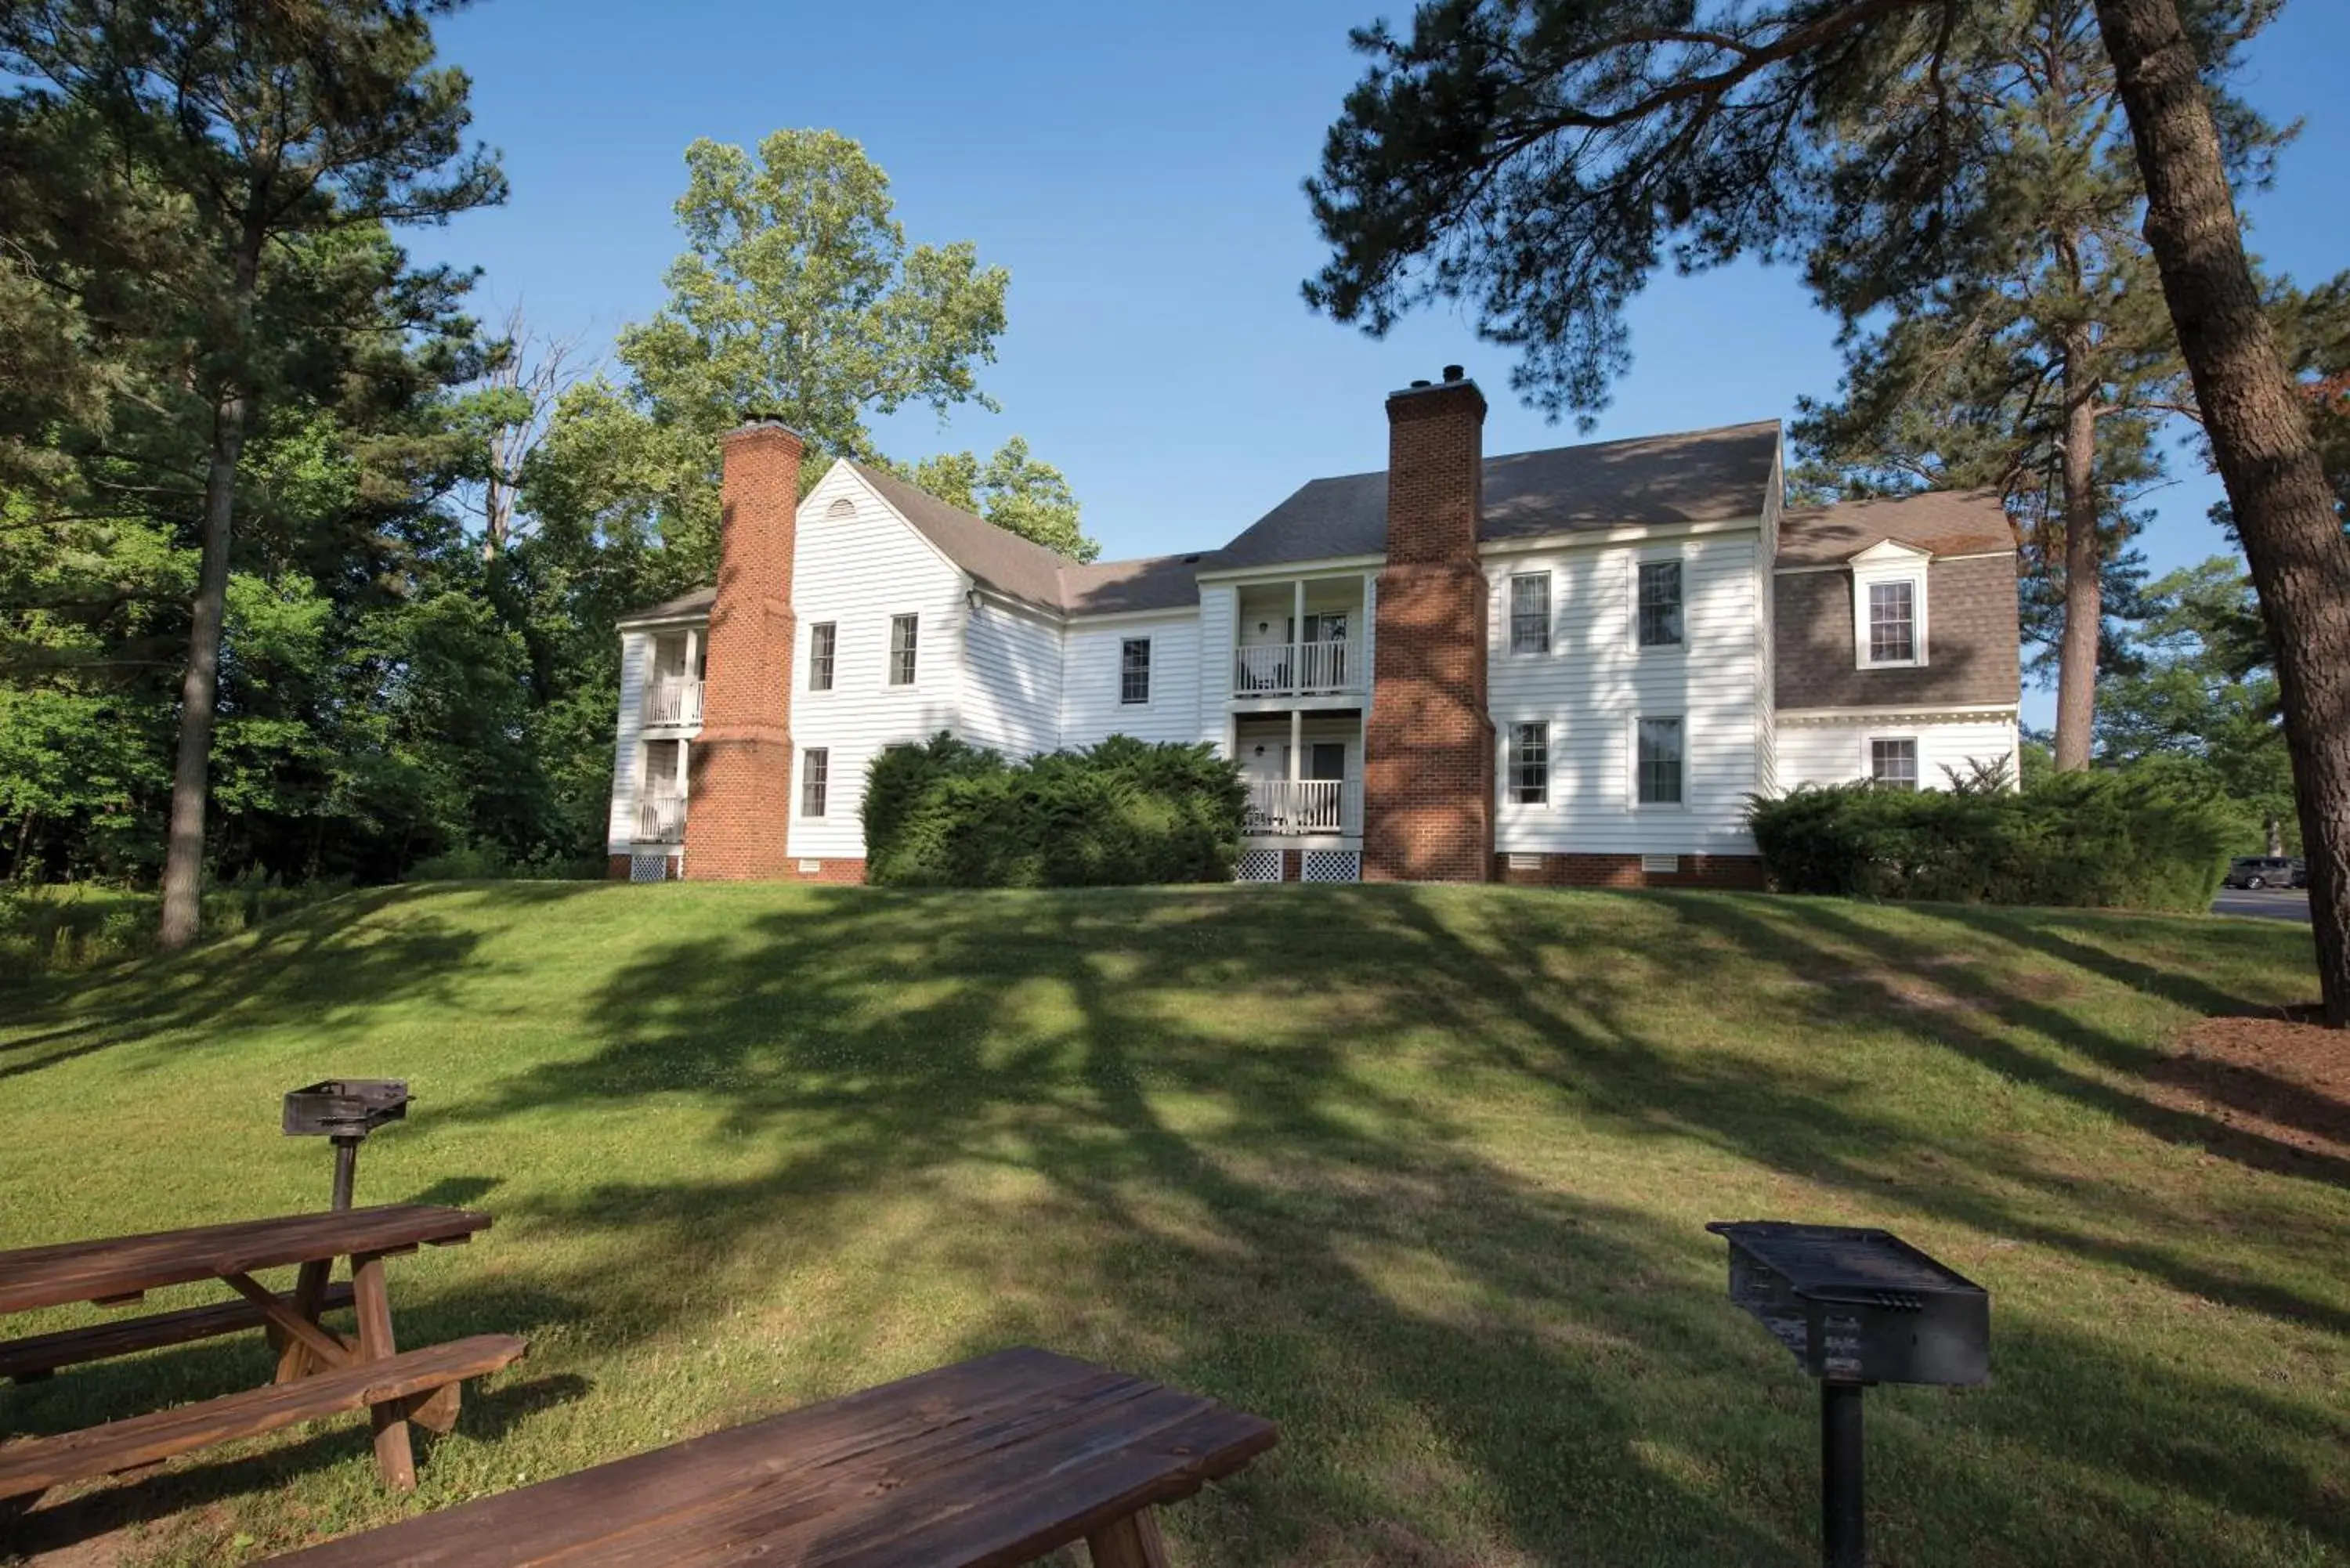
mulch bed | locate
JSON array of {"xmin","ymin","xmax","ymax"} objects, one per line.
[{"xmin": 2146, "ymin": 1005, "xmax": 2349, "ymax": 1162}]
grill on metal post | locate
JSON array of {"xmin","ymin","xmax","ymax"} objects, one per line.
[
  {"xmin": 1707, "ymin": 1221, "xmax": 1990, "ymax": 1568},
  {"xmin": 282, "ymin": 1080, "xmax": 410, "ymax": 1210}
]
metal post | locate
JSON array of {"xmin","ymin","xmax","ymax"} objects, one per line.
[
  {"xmin": 1821, "ymin": 1382, "xmax": 1865, "ymax": 1568},
  {"xmin": 331, "ymin": 1134, "xmax": 361, "ymax": 1212}
]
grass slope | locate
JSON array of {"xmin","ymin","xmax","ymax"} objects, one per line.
[{"xmin": 0, "ymin": 883, "xmax": 2342, "ymax": 1566}]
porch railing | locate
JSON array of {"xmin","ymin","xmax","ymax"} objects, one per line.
[
  {"xmin": 643, "ymin": 676, "xmax": 703, "ymax": 727},
  {"xmin": 1232, "ymin": 640, "xmax": 1363, "ymax": 698},
  {"xmin": 1243, "ymin": 779, "xmax": 1360, "ymax": 836},
  {"xmin": 634, "ymin": 794, "xmax": 685, "ymax": 844}
]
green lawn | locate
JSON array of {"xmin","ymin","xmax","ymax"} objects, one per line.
[{"xmin": 1, "ymin": 883, "xmax": 2343, "ymax": 1566}]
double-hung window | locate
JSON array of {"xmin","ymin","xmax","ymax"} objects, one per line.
[
  {"xmin": 1867, "ymin": 581, "xmax": 1917, "ymax": 663},
  {"xmin": 1509, "ymin": 721, "xmax": 1549, "ymax": 804},
  {"xmin": 1120, "ymin": 638, "xmax": 1151, "ymax": 705},
  {"xmin": 1509, "ymin": 573, "xmax": 1551, "ymax": 655},
  {"xmin": 800, "ymin": 747, "xmax": 829, "ymax": 817},
  {"xmin": 888, "ymin": 613, "xmax": 919, "ymax": 686},
  {"xmin": 1871, "ymin": 737, "xmax": 1918, "ymax": 791},
  {"xmin": 1636, "ymin": 717, "xmax": 1683, "ymax": 806},
  {"xmin": 1637, "ymin": 561, "xmax": 1683, "ymax": 647},
  {"xmin": 808, "ymin": 622, "xmax": 836, "ymax": 692}
]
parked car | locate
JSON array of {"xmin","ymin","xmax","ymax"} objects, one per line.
[
  {"xmin": 2225, "ymin": 855, "xmax": 2299, "ymax": 890},
  {"xmin": 2292, "ymin": 859, "xmax": 2310, "ymax": 889}
]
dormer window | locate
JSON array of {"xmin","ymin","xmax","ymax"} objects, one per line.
[{"xmin": 1849, "ymin": 541, "xmax": 1930, "ymax": 670}]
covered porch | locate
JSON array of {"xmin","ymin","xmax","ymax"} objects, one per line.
[{"xmin": 1232, "ymin": 711, "xmax": 1364, "ymax": 842}]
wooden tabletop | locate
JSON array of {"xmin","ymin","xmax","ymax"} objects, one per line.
[
  {"xmin": 266, "ymin": 1346, "xmax": 1280, "ymax": 1566},
  {"xmin": 0, "ymin": 1205, "xmax": 491, "ymax": 1316}
]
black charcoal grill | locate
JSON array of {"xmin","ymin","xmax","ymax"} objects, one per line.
[
  {"xmin": 283, "ymin": 1079, "xmax": 409, "ymax": 1210},
  {"xmin": 1708, "ymin": 1221, "xmax": 1990, "ymax": 1568}
]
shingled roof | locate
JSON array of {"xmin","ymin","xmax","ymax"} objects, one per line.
[
  {"xmin": 1776, "ymin": 490, "xmax": 2017, "ymax": 566},
  {"xmin": 1214, "ymin": 420, "xmax": 1783, "ymax": 570},
  {"xmin": 616, "ymin": 421, "xmax": 1794, "ymax": 626}
]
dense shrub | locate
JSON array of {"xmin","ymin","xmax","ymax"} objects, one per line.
[
  {"xmin": 1748, "ymin": 771, "xmax": 2234, "ymax": 912},
  {"xmin": 865, "ymin": 733, "xmax": 1248, "ymax": 887}
]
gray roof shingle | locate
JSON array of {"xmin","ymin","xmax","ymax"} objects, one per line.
[{"xmin": 1214, "ymin": 420, "xmax": 1783, "ymax": 569}]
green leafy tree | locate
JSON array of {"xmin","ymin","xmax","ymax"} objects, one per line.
[
  {"xmin": 2098, "ymin": 556, "xmax": 2293, "ymax": 851},
  {"xmin": 902, "ymin": 437, "xmax": 1097, "ymax": 561},
  {"xmin": 1303, "ymin": 0, "xmax": 2350, "ymax": 1025},
  {"xmin": 1, "ymin": 0, "xmax": 504, "ymax": 948}
]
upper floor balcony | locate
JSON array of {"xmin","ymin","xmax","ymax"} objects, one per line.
[
  {"xmin": 1231, "ymin": 578, "xmax": 1367, "ymax": 702},
  {"xmin": 643, "ymin": 674, "xmax": 703, "ymax": 728},
  {"xmin": 634, "ymin": 793, "xmax": 685, "ymax": 844},
  {"xmin": 1232, "ymin": 638, "xmax": 1364, "ymax": 699}
]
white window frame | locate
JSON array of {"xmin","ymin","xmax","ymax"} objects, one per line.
[
  {"xmin": 1119, "ymin": 635, "xmax": 1152, "ymax": 706},
  {"xmin": 1507, "ymin": 572, "xmax": 1552, "ymax": 656},
  {"xmin": 1506, "ymin": 720, "xmax": 1550, "ymax": 807},
  {"xmin": 887, "ymin": 612, "xmax": 920, "ymax": 688},
  {"xmin": 1851, "ymin": 546, "xmax": 1930, "ymax": 670},
  {"xmin": 799, "ymin": 746, "xmax": 830, "ymax": 818},
  {"xmin": 1865, "ymin": 732, "xmax": 1921, "ymax": 791},
  {"xmin": 1631, "ymin": 551, "xmax": 1687, "ymax": 652},
  {"xmin": 807, "ymin": 621, "xmax": 837, "ymax": 695},
  {"xmin": 1629, "ymin": 714, "xmax": 1687, "ymax": 810}
]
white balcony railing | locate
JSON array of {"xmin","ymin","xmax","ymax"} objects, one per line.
[
  {"xmin": 1232, "ymin": 640, "xmax": 1363, "ymax": 698},
  {"xmin": 1243, "ymin": 779, "xmax": 1360, "ymax": 836},
  {"xmin": 634, "ymin": 794, "xmax": 685, "ymax": 844},
  {"xmin": 643, "ymin": 676, "xmax": 703, "ymax": 727}
]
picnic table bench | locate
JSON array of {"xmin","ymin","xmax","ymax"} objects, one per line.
[
  {"xmin": 0, "ymin": 1205, "xmax": 526, "ymax": 1511},
  {"xmin": 266, "ymin": 1346, "xmax": 1278, "ymax": 1567}
]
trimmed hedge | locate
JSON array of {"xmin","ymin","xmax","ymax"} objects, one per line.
[
  {"xmin": 1748, "ymin": 771, "xmax": 2234, "ymax": 912},
  {"xmin": 864, "ymin": 733, "xmax": 1248, "ymax": 887}
]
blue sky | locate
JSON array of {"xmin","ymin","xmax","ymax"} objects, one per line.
[{"xmin": 409, "ymin": 1, "xmax": 2350, "ymax": 721}]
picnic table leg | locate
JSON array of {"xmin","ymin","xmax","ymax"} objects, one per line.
[
  {"xmin": 273, "ymin": 1259, "xmax": 333, "ymax": 1383},
  {"xmin": 349, "ymin": 1251, "xmax": 417, "ymax": 1492},
  {"xmin": 1085, "ymin": 1507, "xmax": 1170, "ymax": 1568}
]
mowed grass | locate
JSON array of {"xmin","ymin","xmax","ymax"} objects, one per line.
[{"xmin": 1, "ymin": 882, "xmax": 2344, "ymax": 1566}]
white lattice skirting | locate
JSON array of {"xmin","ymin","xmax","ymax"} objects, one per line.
[
  {"xmin": 629, "ymin": 851, "xmax": 678, "ymax": 883},
  {"xmin": 1301, "ymin": 850, "xmax": 1362, "ymax": 883},
  {"xmin": 1235, "ymin": 848, "xmax": 1285, "ymax": 883}
]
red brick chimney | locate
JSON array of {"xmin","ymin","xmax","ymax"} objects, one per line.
[
  {"xmin": 1362, "ymin": 369, "xmax": 1495, "ymax": 883},
  {"xmin": 683, "ymin": 419, "xmax": 801, "ymax": 880}
]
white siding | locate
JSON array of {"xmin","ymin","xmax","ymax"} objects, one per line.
[
  {"xmin": 1755, "ymin": 482, "xmax": 1781, "ymax": 799},
  {"xmin": 1195, "ymin": 585, "xmax": 1237, "ymax": 753},
  {"xmin": 1778, "ymin": 716, "xmax": 2022, "ymax": 792},
  {"xmin": 1061, "ymin": 613, "xmax": 1203, "ymax": 747},
  {"xmin": 961, "ymin": 598, "xmax": 1062, "ymax": 757},
  {"xmin": 1488, "ymin": 532, "xmax": 1764, "ymax": 856},
  {"xmin": 787, "ymin": 464, "xmax": 968, "ymax": 861},
  {"xmin": 606, "ymin": 631, "xmax": 650, "ymax": 854}
]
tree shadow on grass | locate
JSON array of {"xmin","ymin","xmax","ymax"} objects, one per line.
[
  {"xmin": 0, "ymin": 883, "xmax": 606, "ymax": 1084},
  {"xmin": 392, "ymin": 885, "xmax": 2344, "ymax": 1566}
]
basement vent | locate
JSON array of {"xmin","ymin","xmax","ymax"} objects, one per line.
[
  {"xmin": 1506, "ymin": 853, "xmax": 1543, "ymax": 871},
  {"xmin": 798, "ymin": 859, "xmax": 822, "ymax": 875},
  {"xmin": 1641, "ymin": 854, "xmax": 1681, "ymax": 874},
  {"xmin": 629, "ymin": 851, "xmax": 672, "ymax": 883}
]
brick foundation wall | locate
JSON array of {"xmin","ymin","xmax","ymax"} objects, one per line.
[
  {"xmin": 684, "ymin": 421, "xmax": 802, "ymax": 881},
  {"xmin": 1494, "ymin": 852, "xmax": 1769, "ymax": 891},
  {"xmin": 784, "ymin": 857, "xmax": 867, "ymax": 885},
  {"xmin": 607, "ymin": 853, "xmax": 630, "ymax": 880},
  {"xmin": 1364, "ymin": 374, "xmax": 1495, "ymax": 884}
]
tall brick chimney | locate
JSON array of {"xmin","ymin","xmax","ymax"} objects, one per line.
[
  {"xmin": 1362, "ymin": 369, "xmax": 1495, "ymax": 883},
  {"xmin": 683, "ymin": 419, "xmax": 802, "ymax": 880}
]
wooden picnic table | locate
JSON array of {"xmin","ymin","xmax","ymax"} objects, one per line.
[
  {"xmin": 0, "ymin": 1205, "xmax": 526, "ymax": 1510},
  {"xmin": 266, "ymin": 1346, "xmax": 1278, "ymax": 1567}
]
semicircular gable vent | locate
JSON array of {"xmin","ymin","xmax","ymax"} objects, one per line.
[{"xmin": 826, "ymin": 497, "xmax": 855, "ymax": 518}]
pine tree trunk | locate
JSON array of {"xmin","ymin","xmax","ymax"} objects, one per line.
[
  {"xmin": 2096, "ymin": 0, "xmax": 2350, "ymax": 1027},
  {"xmin": 157, "ymin": 389, "xmax": 248, "ymax": 952},
  {"xmin": 2054, "ymin": 346, "xmax": 2102, "ymax": 771}
]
